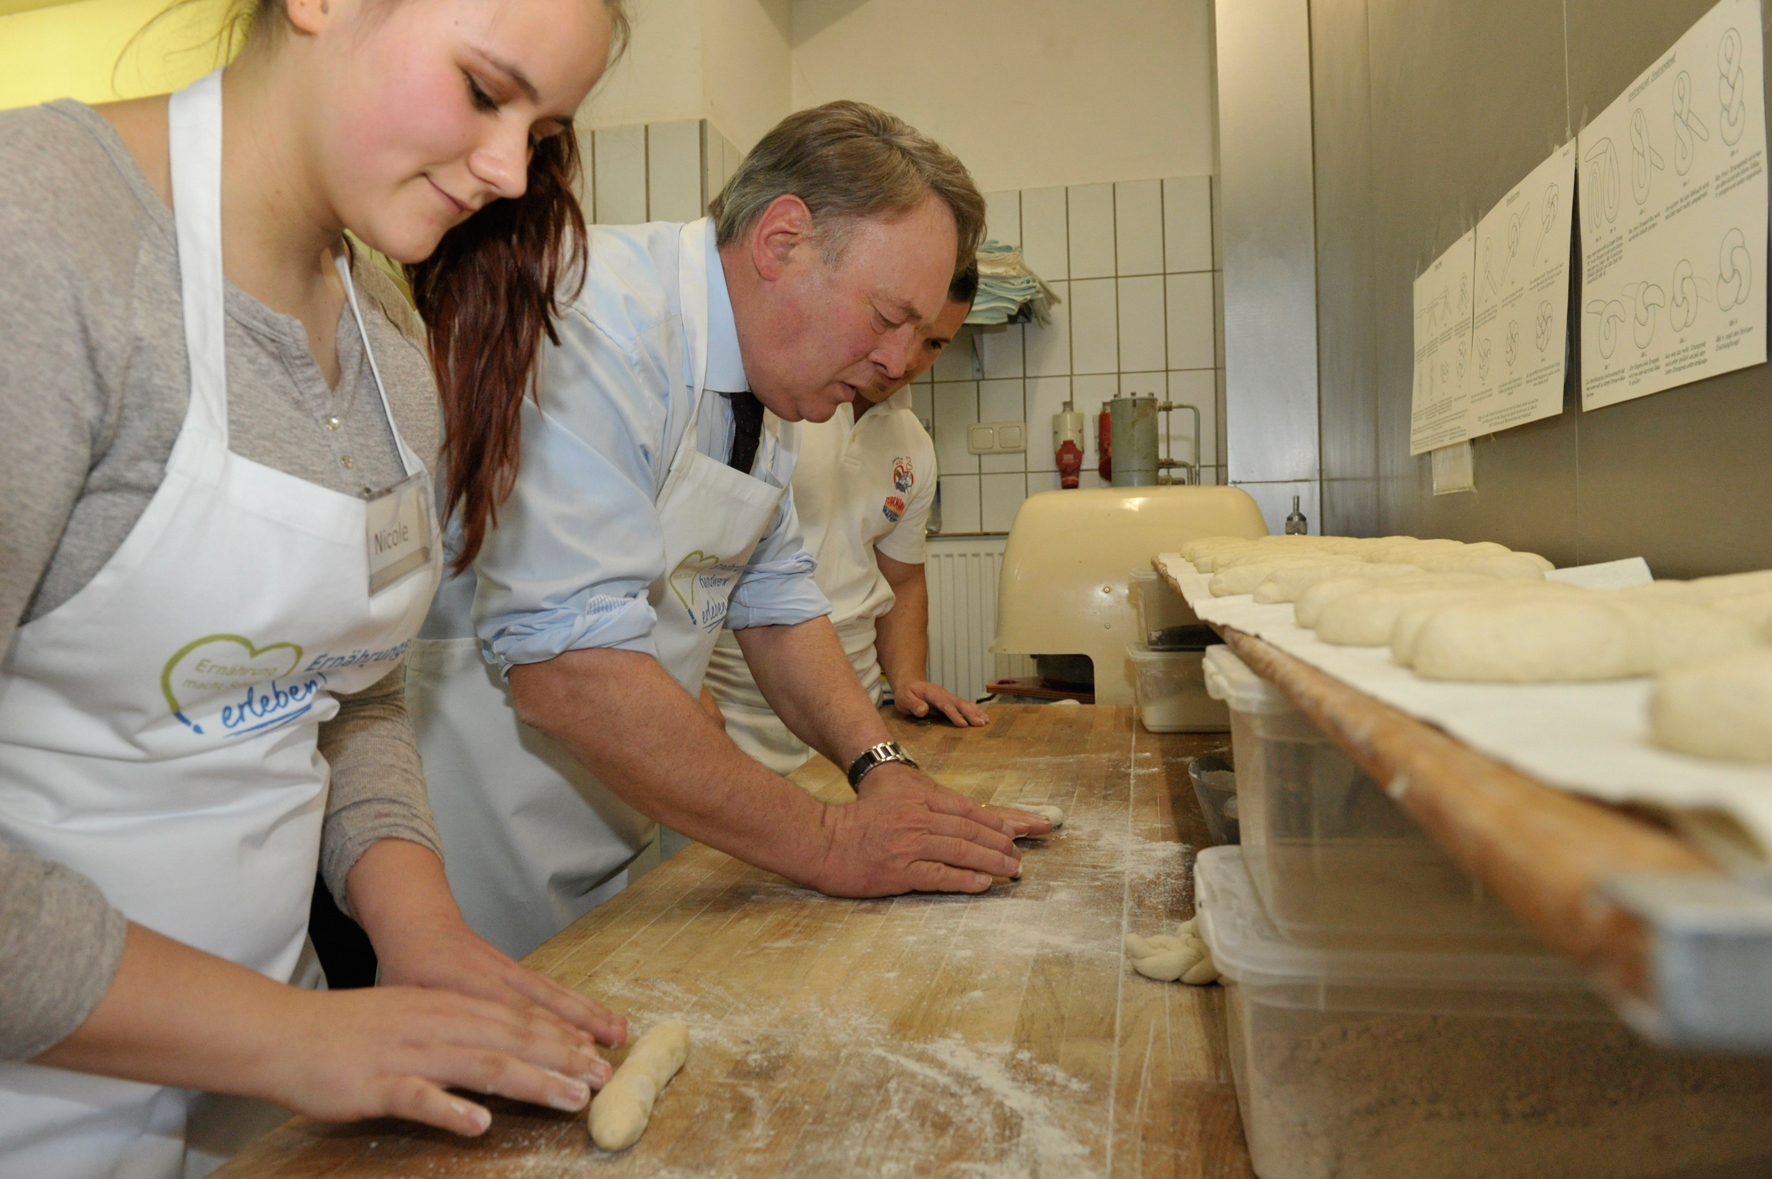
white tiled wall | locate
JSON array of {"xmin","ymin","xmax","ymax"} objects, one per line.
[
  {"xmin": 572, "ymin": 119, "xmax": 743, "ymax": 227},
  {"xmin": 572, "ymin": 141, "xmax": 1225, "ymax": 541},
  {"xmin": 925, "ymin": 176, "xmax": 1225, "ymax": 536}
]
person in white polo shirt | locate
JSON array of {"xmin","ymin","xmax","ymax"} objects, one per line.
[{"xmin": 704, "ymin": 263, "xmax": 988, "ymax": 776}]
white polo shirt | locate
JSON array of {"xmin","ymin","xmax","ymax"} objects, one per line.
[
  {"xmin": 796, "ymin": 385, "xmax": 938, "ymax": 642},
  {"xmin": 704, "ymin": 385, "xmax": 936, "ymax": 775}
]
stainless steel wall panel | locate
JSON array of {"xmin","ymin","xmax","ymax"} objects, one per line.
[
  {"xmin": 1216, "ymin": 0, "xmax": 1322, "ymax": 497},
  {"xmin": 1311, "ymin": 0, "xmax": 1381, "ymax": 535}
]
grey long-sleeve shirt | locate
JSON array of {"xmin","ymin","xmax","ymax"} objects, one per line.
[{"xmin": 0, "ymin": 100, "xmax": 445, "ymax": 1060}]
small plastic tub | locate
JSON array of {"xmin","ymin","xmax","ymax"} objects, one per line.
[
  {"xmin": 1202, "ymin": 646, "xmax": 1527, "ymax": 945},
  {"xmin": 1129, "ymin": 567, "xmax": 1210, "ymax": 649},
  {"xmin": 1194, "ymin": 846, "xmax": 1772, "ymax": 1179},
  {"xmin": 1127, "ymin": 643, "xmax": 1229, "ymax": 732},
  {"xmin": 1188, "ymin": 754, "xmax": 1240, "ymax": 845}
]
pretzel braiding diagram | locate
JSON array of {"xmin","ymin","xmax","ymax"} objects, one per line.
[
  {"xmin": 1670, "ymin": 258, "xmax": 1710, "ymax": 333},
  {"xmin": 1587, "ymin": 298, "xmax": 1626, "ymax": 358},
  {"xmin": 1672, "ymin": 70, "xmax": 1711, "ymax": 175},
  {"xmin": 1717, "ymin": 227, "xmax": 1752, "ymax": 311},
  {"xmin": 1719, "ymin": 27, "xmax": 1747, "ymax": 146},
  {"xmin": 1626, "ymin": 282, "xmax": 1665, "ymax": 350},
  {"xmin": 1629, "ymin": 107, "xmax": 1665, "ymax": 205},
  {"xmin": 1585, "ymin": 138, "xmax": 1621, "ymax": 233}
]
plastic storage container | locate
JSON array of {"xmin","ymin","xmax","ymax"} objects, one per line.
[
  {"xmin": 1188, "ymin": 754, "xmax": 1240, "ymax": 845},
  {"xmin": 1128, "ymin": 567, "xmax": 1213, "ymax": 650},
  {"xmin": 1194, "ymin": 846, "xmax": 1772, "ymax": 1179},
  {"xmin": 1126, "ymin": 643, "xmax": 1229, "ymax": 732},
  {"xmin": 1202, "ymin": 645, "xmax": 1527, "ymax": 944}
]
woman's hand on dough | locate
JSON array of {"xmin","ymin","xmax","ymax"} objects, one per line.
[
  {"xmin": 813, "ymin": 763, "xmax": 1023, "ymax": 895},
  {"xmin": 375, "ymin": 915, "xmax": 629, "ymax": 1052},
  {"xmin": 892, "ymin": 681, "xmax": 991, "ymax": 727},
  {"xmin": 269, "ymin": 985, "xmax": 608, "ymax": 1136}
]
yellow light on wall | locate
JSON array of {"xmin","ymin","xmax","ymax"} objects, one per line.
[{"xmin": 0, "ymin": 0, "xmax": 231, "ymax": 111}]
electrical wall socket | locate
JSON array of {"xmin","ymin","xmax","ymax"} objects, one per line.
[{"xmin": 967, "ymin": 421, "xmax": 1027, "ymax": 455}]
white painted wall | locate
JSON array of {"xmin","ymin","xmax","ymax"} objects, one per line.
[
  {"xmin": 580, "ymin": 0, "xmax": 792, "ymax": 152},
  {"xmin": 788, "ymin": 0, "xmax": 1215, "ymax": 193}
]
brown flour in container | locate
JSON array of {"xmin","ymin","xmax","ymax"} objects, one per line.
[{"xmin": 1228, "ymin": 986, "xmax": 1772, "ymax": 1179}]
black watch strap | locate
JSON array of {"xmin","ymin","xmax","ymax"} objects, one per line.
[{"xmin": 846, "ymin": 741, "xmax": 918, "ymax": 789}]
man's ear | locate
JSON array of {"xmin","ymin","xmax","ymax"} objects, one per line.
[{"xmin": 750, "ymin": 194, "xmax": 815, "ymax": 283}]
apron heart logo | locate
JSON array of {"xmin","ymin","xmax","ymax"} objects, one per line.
[
  {"xmin": 161, "ymin": 634, "xmax": 304, "ymax": 735},
  {"xmin": 668, "ymin": 551, "xmax": 724, "ymax": 620}
]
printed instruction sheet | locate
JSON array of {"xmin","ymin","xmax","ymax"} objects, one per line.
[
  {"xmin": 1469, "ymin": 142, "xmax": 1577, "ymax": 434},
  {"xmin": 1410, "ymin": 227, "xmax": 1476, "ymax": 454},
  {"xmin": 1579, "ymin": 0, "xmax": 1768, "ymax": 410}
]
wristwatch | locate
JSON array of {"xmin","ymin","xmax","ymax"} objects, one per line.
[{"xmin": 846, "ymin": 741, "xmax": 919, "ymax": 789}]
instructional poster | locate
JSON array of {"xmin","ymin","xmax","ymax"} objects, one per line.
[
  {"xmin": 1411, "ymin": 228, "xmax": 1476, "ymax": 454},
  {"xmin": 1469, "ymin": 142, "xmax": 1577, "ymax": 434},
  {"xmin": 1579, "ymin": 0, "xmax": 1768, "ymax": 410}
]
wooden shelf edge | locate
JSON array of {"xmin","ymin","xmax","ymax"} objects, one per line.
[{"xmin": 1217, "ymin": 626, "xmax": 1716, "ymax": 1006}]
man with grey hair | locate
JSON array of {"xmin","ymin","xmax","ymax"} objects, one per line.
[{"xmin": 410, "ymin": 102, "xmax": 1052, "ymax": 959}]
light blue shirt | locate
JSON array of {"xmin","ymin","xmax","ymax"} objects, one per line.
[{"xmin": 465, "ymin": 219, "xmax": 829, "ymax": 669}]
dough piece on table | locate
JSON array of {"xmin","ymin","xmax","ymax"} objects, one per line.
[
  {"xmin": 1708, "ymin": 590, "xmax": 1772, "ymax": 633},
  {"xmin": 1022, "ymin": 804, "xmax": 1066, "ymax": 827},
  {"xmin": 1255, "ymin": 561, "xmax": 1422, "ymax": 604},
  {"xmin": 1125, "ymin": 919, "xmax": 1219, "ymax": 985},
  {"xmin": 1314, "ymin": 581, "xmax": 1549, "ymax": 647},
  {"xmin": 1650, "ymin": 648, "xmax": 1772, "ymax": 762},
  {"xmin": 1210, "ymin": 556, "xmax": 1336, "ymax": 597},
  {"xmin": 589, "ymin": 1022, "xmax": 691, "ymax": 1152},
  {"xmin": 1294, "ymin": 573, "xmax": 1492, "ymax": 629},
  {"xmin": 1409, "ymin": 552, "xmax": 1550, "ymax": 580},
  {"xmin": 1689, "ymin": 569, "xmax": 1772, "ymax": 602},
  {"xmin": 1408, "ymin": 598, "xmax": 1756, "ymax": 682}
]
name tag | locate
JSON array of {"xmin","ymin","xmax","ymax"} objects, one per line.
[{"xmin": 365, "ymin": 473, "xmax": 435, "ymax": 595}]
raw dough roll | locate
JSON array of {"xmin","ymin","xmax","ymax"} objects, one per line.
[
  {"xmin": 1210, "ymin": 557, "xmax": 1330, "ymax": 597},
  {"xmin": 589, "ymin": 1022, "xmax": 691, "ymax": 1152},
  {"xmin": 1408, "ymin": 598, "xmax": 1755, "ymax": 682},
  {"xmin": 1650, "ymin": 648, "xmax": 1772, "ymax": 762},
  {"xmin": 1295, "ymin": 573, "xmax": 1493, "ymax": 629},
  {"xmin": 1022, "ymin": 804, "xmax": 1066, "ymax": 827},
  {"xmin": 1249, "ymin": 560, "xmax": 1368, "ymax": 603},
  {"xmin": 1314, "ymin": 581, "xmax": 1546, "ymax": 647}
]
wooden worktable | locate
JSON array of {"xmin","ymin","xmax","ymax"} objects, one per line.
[{"xmin": 216, "ymin": 705, "xmax": 1253, "ymax": 1178}]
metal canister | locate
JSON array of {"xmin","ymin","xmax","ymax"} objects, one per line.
[{"xmin": 1107, "ymin": 394, "xmax": 1159, "ymax": 487}]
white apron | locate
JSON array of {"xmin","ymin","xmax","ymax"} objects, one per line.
[
  {"xmin": 0, "ymin": 71, "xmax": 441, "ymax": 1179},
  {"xmin": 408, "ymin": 220, "xmax": 787, "ymax": 961},
  {"xmin": 703, "ymin": 617, "xmax": 882, "ymax": 778}
]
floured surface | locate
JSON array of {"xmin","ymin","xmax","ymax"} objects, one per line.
[
  {"xmin": 214, "ymin": 706, "xmax": 1252, "ymax": 1179},
  {"xmin": 1154, "ymin": 555, "xmax": 1772, "ymax": 860}
]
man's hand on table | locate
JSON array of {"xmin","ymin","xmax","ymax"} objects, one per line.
[
  {"xmin": 808, "ymin": 763, "xmax": 1055, "ymax": 895},
  {"xmin": 892, "ymin": 680, "xmax": 991, "ymax": 727}
]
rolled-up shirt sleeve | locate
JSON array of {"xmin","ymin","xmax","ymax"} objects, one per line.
[
  {"xmin": 473, "ymin": 310, "xmax": 678, "ymax": 667},
  {"xmin": 726, "ymin": 476, "xmax": 831, "ymax": 631}
]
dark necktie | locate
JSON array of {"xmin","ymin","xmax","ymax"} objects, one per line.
[{"xmin": 728, "ymin": 390, "xmax": 764, "ymax": 475}]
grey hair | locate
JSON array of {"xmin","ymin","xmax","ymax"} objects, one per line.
[{"xmin": 709, "ymin": 100, "xmax": 985, "ymax": 277}]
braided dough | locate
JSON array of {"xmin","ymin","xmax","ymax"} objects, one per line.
[{"xmin": 589, "ymin": 1022, "xmax": 690, "ymax": 1152}]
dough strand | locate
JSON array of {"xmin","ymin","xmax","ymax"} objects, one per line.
[{"xmin": 589, "ymin": 1021, "xmax": 690, "ymax": 1152}]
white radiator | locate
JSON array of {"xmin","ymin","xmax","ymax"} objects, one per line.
[{"xmin": 924, "ymin": 536, "xmax": 1036, "ymax": 703}]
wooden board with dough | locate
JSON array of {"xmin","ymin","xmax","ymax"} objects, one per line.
[{"xmin": 209, "ymin": 705, "xmax": 1253, "ymax": 1178}]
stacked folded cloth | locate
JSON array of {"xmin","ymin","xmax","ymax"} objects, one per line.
[
  {"xmin": 965, "ymin": 239, "xmax": 1063, "ymax": 326},
  {"xmin": 1178, "ymin": 534, "xmax": 1772, "ymax": 764}
]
